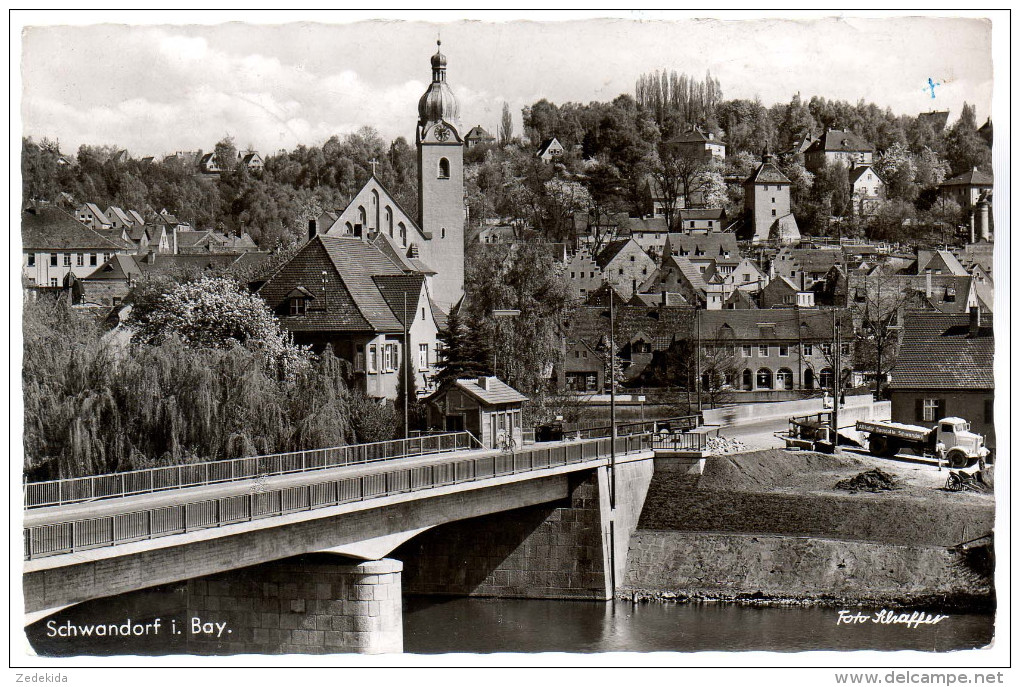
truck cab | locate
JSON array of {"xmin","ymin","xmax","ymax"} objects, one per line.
[{"xmin": 935, "ymin": 417, "xmax": 988, "ymax": 465}]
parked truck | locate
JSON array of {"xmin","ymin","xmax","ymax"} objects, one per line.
[{"xmin": 856, "ymin": 417, "xmax": 990, "ymax": 468}]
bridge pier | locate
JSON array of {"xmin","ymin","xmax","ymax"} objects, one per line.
[{"xmin": 186, "ymin": 555, "xmax": 402, "ymax": 654}]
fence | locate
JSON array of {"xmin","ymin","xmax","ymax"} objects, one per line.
[
  {"xmin": 563, "ymin": 415, "xmax": 701, "ymax": 441},
  {"xmin": 24, "ymin": 434, "xmax": 649, "ymax": 561},
  {"xmin": 650, "ymin": 432, "xmax": 707, "ymax": 452},
  {"xmin": 24, "ymin": 432, "xmax": 481, "ymax": 510}
]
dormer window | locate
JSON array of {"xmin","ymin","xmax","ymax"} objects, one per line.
[{"xmin": 285, "ymin": 286, "xmax": 315, "ymax": 315}]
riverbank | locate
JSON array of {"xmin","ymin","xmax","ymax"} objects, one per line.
[{"xmin": 620, "ymin": 450, "xmax": 995, "ymax": 610}]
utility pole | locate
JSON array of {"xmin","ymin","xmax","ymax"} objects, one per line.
[
  {"xmin": 403, "ymin": 291, "xmax": 409, "ymax": 440},
  {"xmin": 696, "ymin": 309, "xmax": 703, "ymax": 414},
  {"xmin": 609, "ymin": 284, "xmax": 617, "ymax": 510},
  {"xmin": 832, "ymin": 311, "xmax": 841, "ymax": 454}
]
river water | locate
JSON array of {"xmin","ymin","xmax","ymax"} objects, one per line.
[{"xmin": 403, "ymin": 597, "xmax": 995, "ymax": 654}]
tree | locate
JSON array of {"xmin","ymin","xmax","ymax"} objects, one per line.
[
  {"xmin": 498, "ymin": 102, "xmax": 514, "ymax": 147},
  {"xmin": 874, "ymin": 142, "xmax": 919, "ymax": 203},
  {"xmin": 129, "ymin": 276, "xmax": 300, "ymax": 365},
  {"xmin": 432, "ymin": 305, "xmax": 491, "ymax": 389},
  {"xmin": 944, "ymin": 103, "xmax": 992, "ymax": 175},
  {"xmin": 699, "ymin": 344, "xmax": 742, "ymax": 409},
  {"xmin": 847, "ymin": 272, "xmax": 912, "ymax": 398},
  {"xmin": 541, "ymin": 177, "xmax": 591, "ymax": 241}
]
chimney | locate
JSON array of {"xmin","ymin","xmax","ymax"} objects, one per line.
[
  {"xmin": 969, "ymin": 306, "xmax": 980, "ymax": 336},
  {"xmin": 478, "ymin": 376, "xmax": 490, "ymax": 390},
  {"xmin": 925, "ymin": 270, "xmax": 932, "ymax": 298}
]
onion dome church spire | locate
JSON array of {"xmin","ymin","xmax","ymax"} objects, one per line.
[{"xmin": 418, "ymin": 39, "xmax": 460, "ymax": 126}]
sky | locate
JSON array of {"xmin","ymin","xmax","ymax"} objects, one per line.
[{"xmin": 20, "ymin": 14, "xmax": 994, "ymax": 158}]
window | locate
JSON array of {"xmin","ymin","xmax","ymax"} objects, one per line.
[
  {"xmin": 442, "ymin": 227, "xmax": 446, "ymax": 239},
  {"xmin": 756, "ymin": 368, "xmax": 774, "ymax": 389},
  {"xmin": 571, "ymin": 272, "xmax": 576, "ymax": 278},
  {"xmin": 63, "ymin": 254, "xmax": 71, "ymax": 267},
  {"xmin": 289, "ymin": 298, "xmax": 307, "ymax": 315},
  {"xmin": 821, "ymin": 343, "xmax": 832, "ymax": 356},
  {"xmin": 49, "ymin": 278, "xmax": 58, "ymax": 287},
  {"xmin": 772, "ymin": 197, "xmax": 776, "ymax": 203},
  {"xmin": 382, "ymin": 344, "xmax": 394, "ymax": 372},
  {"xmin": 758, "ymin": 345, "xmax": 769, "ymax": 357},
  {"xmin": 618, "ymin": 268, "xmax": 623, "ymax": 275},
  {"xmin": 629, "ymin": 255, "xmax": 635, "ymax": 262},
  {"xmin": 778, "ymin": 345, "xmax": 789, "ymax": 357},
  {"xmin": 27, "ymin": 254, "xmax": 35, "ymax": 267},
  {"xmin": 355, "ymin": 345, "xmax": 365, "ymax": 372},
  {"xmin": 741, "ymin": 345, "xmax": 752, "ymax": 357},
  {"xmin": 76, "ymin": 253, "xmax": 84, "ymax": 267},
  {"xmin": 690, "ymin": 221, "xmax": 695, "ymax": 228},
  {"xmin": 590, "ymin": 272, "xmax": 595, "ymax": 279},
  {"xmin": 763, "ymin": 185, "xmax": 769, "ymax": 191},
  {"xmin": 921, "ymin": 398, "xmax": 942, "ymax": 422},
  {"xmin": 385, "ymin": 207, "xmax": 393, "ymax": 237},
  {"xmin": 49, "ymin": 253, "xmax": 57, "ymax": 266},
  {"xmin": 803, "ymin": 344, "xmax": 813, "ymax": 356},
  {"xmin": 103, "ymin": 253, "xmax": 110, "ymax": 263},
  {"xmin": 438, "ymin": 158, "xmax": 450, "ymax": 179},
  {"xmin": 708, "ymin": 221, "xmax": 714, "ymax": 228},
  {"xmin": 771, "ymin": 209, "xmax": 777, "ymax": 217},
  {"xmin": 841, "ymin": 343, "xmax": 851, "ymax": 356},
  {"xmin": 368, "ymin": 345, "xmax": 378, "ymax": 373},
  {"xmin": 89, "ymin": 253, "xmax": 97, "ymax": 266},
  {"xmin": 398, "ymin": 223, "xmax": 407, "ymax": 247}
]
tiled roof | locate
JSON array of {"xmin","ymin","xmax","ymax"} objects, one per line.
[
  {"xmin": 888, "ymin": 312, "xmax": 994, "ymax": 390},
  {"xmin": 258, "ymin": 235, "xmax": 412, "ymax": 334},
  {"xmin": 675, "ymin": 129, "xmax": 724, "ymax": 144},
  {"xmin": 84, "ymin": 203, "xmax": 111, "ymax": 225},
  {"xmin": 536, "ymin": 137, "xmax": 562, "ymax": 157},
  {"xmin": 678, "ymin": 208, "xmax": 726, "ymax": 221},
  {"xmin": 107, "ymin": 206, "xmax": 134, "ymax": 226},
  {"xmin": 664, "ymin": 232, "xmax": 739, "ymax": 259},
  {"xmin": 82, "ymin": 254, "xmax": 142, "ymax": 281},
  {"xmin": 126, "ymin": 224, "xmax": 149, "ymax": 241},
  {"xmin": 942, "ymin": 168, "xmax": 993, "ymax": 187},
  {"xmin": 918, "ymin": 110, "xmax": 950, "ymax": 132},
  {"xmin": 453, "ymin": 377, "xmax": 529, "ymax": 406},
  {"xmin": 373, "ymin": 274, "xmax": 427, "ymax": 328},
  {"xmin": 806, "ymin": 129, "xmax": 874, "ymax": 153},
  {"xmin": 21, "ymin": 207, "xmax": 134, "ymax": 251},
  {"xmin": 430, "ymin": 299, "xmax": 449, "ymax": 331},
  {"xmin": 594, "ymin": 239, "xmax": 636, "ymax": 269},
  {"xmin": 746, "ymin": 161, "xmax": 792, "ymax": 185},
  {"xmin": 128, "ymin": 210, "xmax": 145, "ymax": 225},
  {"xmin": 848, "ymin": 165, "xmax": 881, "ymax": 184},
  {"xmin": 465, "ymin": 125, "xmax": 494, "ymax": 140},
  {"xmin": 618, "ymin": 215, "xmax": 669, "ymax": 233}
]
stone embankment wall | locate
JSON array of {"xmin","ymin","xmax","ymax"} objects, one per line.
[{"xmin": 622, "ymin": 450, "xmax": 995, "ymax": 605}]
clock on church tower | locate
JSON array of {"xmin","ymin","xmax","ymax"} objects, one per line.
[{"xmin": 415, "ymin": 40, "xmax": 465, "ymax": 308}]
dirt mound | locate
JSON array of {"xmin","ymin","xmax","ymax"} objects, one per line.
[
  {"xmin": 699, "ymin": 449, "xmax": 864, "ymax": 491},
  {"xmin": 835, "ymin": 468, "xmax": 899, "ymax": 493}
]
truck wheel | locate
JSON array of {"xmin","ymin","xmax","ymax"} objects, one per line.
[
  {"xmin": 946, "ymin": 449, "xmax": 970, "ymax": 469},
  {"xmin": 869, "ymin": 435, "xmax": 888, "ymax": 457}
]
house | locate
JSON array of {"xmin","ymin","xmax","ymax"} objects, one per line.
[
  {"xmin": 674, "ymin": 127, "xmax": 726, "ymax": 164},
  {"xmin": 739, "ymin": 148, "xmax": 800, "ymax": 244},
  {"xmin": 21, "ymin": 206, "xmax": 135, "ymax": 289},
  {"xmin": 240, "ymin": 151, "xmax": 264, "ymax": 172},
  {"xmin": 464, "ymin": 125, "xmax": 496, "ymax": 149},
  {"xmin": 256, "ymin": 234, "xmax": 441, "ymax": 400},
  {"xmin": 917, "ymin": 249, "xmax": 969, "ymax": 276},
  {"xmin": 940, "ymin": 168, "xmax": 993, "ymax": 210},
  {"xmin": 105, "ymin": 206, "xmax": 136, "ymax": 230},
  {"xmin": 637, "ymin": 177, "xmax": 705, "ymax": 218},
  {"xmin": 770, "ymin": 246, "xmax": 844, "ymax": 291},
  {"xmin": 560, "ymin": 339, "xmax": 604, "ymax": 393},
  {"xmin": 917, "ymin": 110, "xmax": 950, "ymax": 134},
  {"xmin": 620, "ymin": 216, "xmax": 670, "ymax": 253},
  {"xmin": 887, "ymin": 309, "xmax": 994, "ymax": 448},
  {"xmin": 536, "ymin": 137, "xmax": 566, "ymax": 163},
  {"xmin": 425, "ymin": 376, "xmax": 527, "ymax": 449},
  {"xmin": 198, "ymin": 152, "xmax": 221, "ymax": 174},
  {"xmin": 678, "ymin": 208, "xmax": 727, "ymax": 234},
  {"xmin": 977, "ymin": 118, "xmax": 992, "ymax": 146},
  {"xmin": 76, "ymin": 203, "xmax": 112, "ymax": 230},
  {"xmin": 848, "ymin": 165, "xmax": 884, "ymax": 216},
  {"xmin": 804, "ymin": 129, "xmax": 875, "ymax": 172},
  {"xmin": 759, "ymin": 276, "xmax": 815, "ymax": 309},
  {"xmin": 595, "ymin": 238, "xmax": 656, "ymax": 298},
  {"xmin": 564, "ymin": 247, "xmax": 602, "ymax": 301},
  {"xmin": 639, "ymin": 254, "xmax": 711, "ymax": 308}
]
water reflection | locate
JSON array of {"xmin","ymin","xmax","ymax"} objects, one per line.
[{"xmin": 403, "ymin": 597, "xmax": 994, "ymax": 654}]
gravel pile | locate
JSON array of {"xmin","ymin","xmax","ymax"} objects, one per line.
[
  {"xmin": 835, "ymin": 468, "xmax": 900, "ymax": 493},
  {"xmin": 705, "ymin": 436, "xmax": 748, "ymax": 455}
]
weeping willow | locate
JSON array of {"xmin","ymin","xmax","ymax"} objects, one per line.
[{"xmin": 23, "ymin": 297, "xmax": 382, "ymax": 480}]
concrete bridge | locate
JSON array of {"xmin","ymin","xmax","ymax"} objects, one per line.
[{"xmin": 23, "ymin": 431, "xmax": 705, "ymax": 654}]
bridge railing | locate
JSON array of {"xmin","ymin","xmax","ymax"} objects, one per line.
[
  {"xmin": 23, "ymin": 434, "xmax": 649, "ymax": 561},
  {"xmin": 24, "ymin": 432, "xmax": 482, "ymax": 510},
  {"xmin": 650, "ymin": 432, "xmax": 707, "ymax": 452}
]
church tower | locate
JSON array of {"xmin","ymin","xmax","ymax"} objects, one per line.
[{"xmin": 416, "ymin": 40, "xmax": 465, "ymax": 308}]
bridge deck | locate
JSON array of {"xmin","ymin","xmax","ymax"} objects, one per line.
[{"xmin": 25, "ymin": 444, "xmax": 494, "ymax": 528}]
